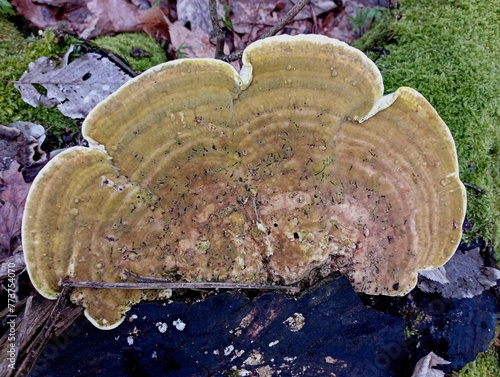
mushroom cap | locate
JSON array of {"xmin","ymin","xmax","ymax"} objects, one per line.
[{"xmin": 22, "ymin": 35, "xmax": 466, "ymax": 329}]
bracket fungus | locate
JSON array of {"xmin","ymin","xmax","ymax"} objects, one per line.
[{"xmin": 22, "ymin": 35, "xmax": 466, "ymax": 329}]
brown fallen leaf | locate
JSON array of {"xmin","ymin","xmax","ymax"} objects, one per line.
[
  {"xmin": 288, "ymin": 0, "xmax": 338, "ymax": 19},
  {"xmin": 318, "ymin": 11, "xmax": 356, "ymax": 43},
  {"xmin": 166, "ymin": 19, "xmax": 216, "ymax": 58},
  {"xmin": 11, "ymin": 0, "xmax": 145, "ymax": 39},
  {"xmin": 231, "ymin": 1, "xmax": 277, "ymax": 42},
  {"xmin": 141, "ymin": 5, "xmax": 170, "ymax": 42},
  {"xmin": 11, "ymin": 0, "xmax": 81, "ymax": 32},
  {"xmin": 230, "ymin": 0, "xmax": 384, "ymax": 45},
  {"xmin": 177, "ymin": 0, "xmax": 222, "ymax": 35},
  {"xmin": 230, "ymin": 0, "xmax": 337, "ymax": 43},
  {"xmin": 0, "ymin": 252, "xmax": 25, "ymax": 280},
  {"xmin": 0, "ymin": 162, "xmax": 31, "ymax": 258},
  {"xmin": 81, "ymin": 0, "xmax": 144, "ymax": 39}
]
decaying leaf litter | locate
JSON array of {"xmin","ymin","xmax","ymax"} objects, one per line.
[
  {"xmin": 1, "ymin": 0, "xmax": 498, "ymax": 376},
  {"xmin": 10, "ymin": 0, "xmax": 393, "ymax": 119}
]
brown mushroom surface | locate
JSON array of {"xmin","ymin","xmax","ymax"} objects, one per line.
[{"xmin": 22, "ymin": 35, "xmax": 466, "ymax": 329}]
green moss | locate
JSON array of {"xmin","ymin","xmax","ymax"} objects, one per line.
[
  {"xmin": 456, "ymin": 321, "xmax": 500, "ymax": 376},
  {"xmin": 457, "ymin": 347, "xmax": 500, "ymax": 377},
  {"xmin": 353, "ymin": 10, "xmax": 396, "ymax": 59},
  {"xmin": 0, "ymin": 22, "xmax": 166, "ymax": 150},
  {"xmin": 353, "ymin": 0, "xmax": 500, "ymax": 252},
  {"xmin": 355, "ymin": 3, "xmax": 500, "ymax": 372},
  {"xmin": 26, "ymin": 28, "xmax": 82, "ymax": 60},
  {"xmin": 93, "ymin": 33, "xmax": 167, "ymax": 73},
  {"xmin": 0, "ymin": 18, "xmax": 79, "ymax": 149}
]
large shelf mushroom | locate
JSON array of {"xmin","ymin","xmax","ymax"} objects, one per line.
[{"xmin": 22, "ymin": 35, "xmax": 466, "ymax": 329}]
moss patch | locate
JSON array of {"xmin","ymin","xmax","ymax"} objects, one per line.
[
  {"xmin": 354, "ymin": 0, "xmax": 500, "ymax": 252},
  {"xmin": 354, "ymin": 2, "xmax": 500, "ymax": 374},
  {"xmin": 0, "ymin": 18, "xmax": 79, "ymax": 149},
  {"xmin": 92, "ymin": 33, "xmax": 167, "ymax": 73},
  {"xmin": 457, "ymin": 346, "xmax": 500, "ymax": 377},
  {"xmin": 0, "ymin": 22, "xmax": 166, "ymax": 149},
  {"xmin": 457, "ymin": 320, "xmax": 500, "ymax": 376}
]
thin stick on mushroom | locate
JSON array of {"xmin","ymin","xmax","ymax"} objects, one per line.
[{"xmin": 60, "ymin": 275, "xmax": 300, "ymax": 293}]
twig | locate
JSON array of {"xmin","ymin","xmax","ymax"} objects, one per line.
[
  {"xmin": 0, "ymin": 296, "xmax": 29, "ymax": 319},
  {"xmin": 222, "ymin": 0, "xmax": 311, "ymax": 62},
  {"xmin": 60, "ymin": 274, "xmax": 300, "ymax": 293},
  {"xmin": 209, "ymin": 0, "xmax": 225, "ymax": 59},
  {"xmin": 310, "ymin": 2, "xmax": 318, "ymax": 33},
  {"xmin": 15, "ymin": 296, "xmax": 32, "ymax": 356},
  {"xmin": 260, "ymin": 0, "xmax": 310, "ymax": 39},
  {"xmin": 463, "ymin": 181, "xmax": 486, "ymax": 194},
  {"xmin": 14, "ymin": 286, "xmax": 77, "ymax": 377},
  {"xmin": 250, "ymin": 196, "xmax": 261, "ymax": 223}
]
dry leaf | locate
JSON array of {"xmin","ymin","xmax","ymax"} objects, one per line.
[
  {"xmin": 176, "ymin": 0, "xmax": 223, "ymax": 35},
  {"xmin": 7, "ymin": 121, "xmax": 46, "ymax": 147},
  {"xmin": 12, "ymin": 0, "xmax": 144, "ymax": 38},
  {"xmin": 0, "ymin": 162, "xmax": 31, "ymax": 257},
  {"xmin": 411, "ymin": 352, "xmax": 450, "ymax": 377},
  {"xmin": 230, "ymin": 1, "xmax": 277, "ymax": 38},
  {"xmin": 141, "ymin": 6, "xmax": 170, "ymax": 42},
  {"xmin": 0, "ymin": 126, "xmax": 25, "ymax": 171},
  {"xmin": 11, "ymin": 0, "xmax": 86, "ymax": 33},
  {"xmin": 166, "ymin": 19, "xmax": 216, "ymax": 58},
  {"xmin": 0, "ymin": 123, "xmax": 46, "ymax": 171},
  {"xmin": 282, "ymin": 0, "xmax": 337, "ymax": 19},
  {"xmin": 230, "ymin": 0, "xmax": 381, "ymax": 44},
  {"xmin": 230, "ymin": 0, "xmax": 336, "ymax": 39},
  {"xmin": 0, "ymin": 252, "xmax": 25, "ymax": 280},
  {"xmin": 15, "ymin": 46, "xmax": 132, "ymax": 119},
  {"xmin": 318, "ymin": 12, "xmax": 356, "ymax": 43},
  {"xmin": 81, "ymin": 0, "xmax": 143, "ymax": 39}
]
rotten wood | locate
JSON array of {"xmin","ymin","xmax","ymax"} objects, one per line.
[
  {"xmin": 0, "ymin": 296, "xmax": 28, "ymax": 320},
  {"xmin": 28, "ymin": 277, "xmax": 412, "ymax": 376},
  {"xmin": 0, "ymin": 288, "xmax": 82, "ymax": 377}
]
